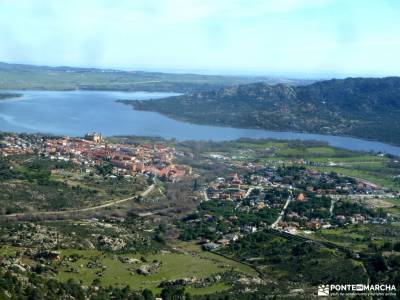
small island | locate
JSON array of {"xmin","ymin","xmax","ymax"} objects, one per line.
[{"xmin": 0, "ymin": 92, "xmax": 22, "ymax": 100}]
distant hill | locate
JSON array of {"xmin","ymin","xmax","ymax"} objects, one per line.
[
  {"xmin": 120, "ymin": 77, "xmax": 400, "ymax": 145},
  {"xmin": 0, "ymin": 62, "xmax": 309, "ymax": 93}
]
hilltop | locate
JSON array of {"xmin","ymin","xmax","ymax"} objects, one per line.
[{"xmin": 120, "ymin": 77, "xmax": 400, "ymax": 145}]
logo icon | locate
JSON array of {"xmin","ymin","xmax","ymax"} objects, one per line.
[
  {"xmin": 356, "ymin": 284, "xmax": 364, "ymax": 291},
  {"xmin": 318, "ymin": 285, "xmax": 330, "ymax": 296}
]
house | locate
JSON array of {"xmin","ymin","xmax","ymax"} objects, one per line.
[
  {"xmin": 256, "ymin": 202, "xmax": 265, "ymax": 210},
  {"xmin": 288, "ymin": 222, "xmax": 300, "ymax": 229},
  {"xmin": 219, "ymin": 193, "xmax": 230, "ymax": 200},
  {"xmin": 285, "ymin": 227, "xmax": 298, "ymax": 234},
  {"xmin": 382, "ymin": 251, "xmax": 400, "ymax": 258},
  {"xmin": 224, "ymin": 233, "xmax": 239, "ymax": 241},
  {"xmin": 202, "ymin": 242, "xmax": 220, "ymax": 251},
  {"xmin": 353, "ymin": 214, "xmax": 365, "ymax": 223},
  {"xmin": 336, "ymin": 215, "xmax": 346, "ymax": 223},
  {"xmin": 297, "ymin": 193, "xmax": 305, "ymax": 201},
  {"xmin": 85, "ymin": 132, "xmax": 102, "ymax": 143},
  {"xmin": 216, "ymin": 239, "xmax": 230, "ymax": 246},
  {"xmin": 287, "ymin": 212, "xmax": 299, "ymax": 219},
  {"xmin": 278, "ymin": 221, "xmax": 288, "ymax": 228},
  {"xmin": 306, "ymin": 221, "xmax": 321, "ymax": 230},
  {"xmin": 242, "ymin": 225, "xmax": 257, "ymax": 234}
]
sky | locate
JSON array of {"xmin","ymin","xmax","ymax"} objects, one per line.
[{"xmin": 0, "ymin": 0, "xmax": 399, "ymax": 77}]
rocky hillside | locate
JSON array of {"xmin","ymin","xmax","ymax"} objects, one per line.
[{"xmin": 120, "ymin": 77, "xmax": 400, "ymax": 145}]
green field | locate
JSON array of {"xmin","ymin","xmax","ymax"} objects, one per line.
[
  {"xmin": 311, "ymin": 224, "xmax": 400, "ymax": 252},
  {"xmin": 56, "ymin": 243, "xmax": 257, "ymax": 294},
  {"xmin": 241, "ymin": 142, "xmax": 399, "ymax": 191}
]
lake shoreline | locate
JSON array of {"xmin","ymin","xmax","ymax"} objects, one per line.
[
  {"xmin": 119, "ymin": 99, "xmax": 400, "ymax": 149},
  {"xmin": 1, "ymin": 90, "xmax": 400, "ymax": 156}
]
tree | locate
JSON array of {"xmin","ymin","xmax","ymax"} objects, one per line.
[
  {"xmin": 92, "ymin": 278, "xmax": 101, "ymax": 286},
  {"xmin": 142, "ymin": 288, "xmax": 155, "ymax": 300},
  {"xmin": 161, "ymin": 286, "xmax": 185, "ymax": 300}
]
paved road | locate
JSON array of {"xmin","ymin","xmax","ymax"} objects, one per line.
[
  {"xmin": 329, "ymin": 199, "xmax": 335, "ymax": 217},
  {"xmin": 270, "ymin": 196, "xmax": 292, "ymax": 229},
  {"xmin": 1, "ymin": 183, "xmax": 155, "ymax": 218},
  {"xmin": 202, "ymin": 190, "xmax": 210, "ymax": 202},
  {"xmin": 244, "ymin": 187, "xmax": 254, "ymax": 198}
]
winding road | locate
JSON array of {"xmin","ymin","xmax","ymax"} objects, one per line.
[{"xmin": 1, "ymin": 183, "xmax": 155, "ymax": 219}]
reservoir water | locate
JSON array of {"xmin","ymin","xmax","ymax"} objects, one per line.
[{"xmin": 1, "ymin": 90, "xmax": 400, "ymax": 155}]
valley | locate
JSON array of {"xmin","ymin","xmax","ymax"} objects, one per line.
[{"xmin": 0, "ymin": 133, "xmax": 399, "ymax": 298}]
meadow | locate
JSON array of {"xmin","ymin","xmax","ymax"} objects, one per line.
[{"xmin": 56, "ymin": 242, "xmax": 257, "ymax": 294}]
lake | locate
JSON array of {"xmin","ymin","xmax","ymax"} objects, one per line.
[{"xmin": 1, "ymin": 90, "xmax": 400, "ymax": 155}]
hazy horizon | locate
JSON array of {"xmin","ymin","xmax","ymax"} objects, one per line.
[{"xmin": 2, "ymin": 60, "xmax": 397, "ymax": 80}]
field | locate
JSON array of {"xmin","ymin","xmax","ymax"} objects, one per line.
[
  {"xmin": 311, "ymin": 224, "xmax": 400, "ymax": 253},
  {"xmin": 231, "ymin": 141, "xmax": 400, "ymax": 191},
  {"xmin": 56, "ymin": 242, "xmax": 257, "ymax": 294},
  {"xmin": 0, "ymin": 241, "xmax": 257, "ymax": 295}
]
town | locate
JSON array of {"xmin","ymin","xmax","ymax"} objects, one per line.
[
  {"xmin": 0, "ymin": 132, "xmax": 190, "ymax": 180},
  {"xmin": 189, "ymin": 163, "xmax": 399, "ymax": 250}
]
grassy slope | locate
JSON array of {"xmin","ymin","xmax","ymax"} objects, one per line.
[
  {"xmin": 56, "ymin": 243, "xmax": 257, "ymax": 294},
  {"xmin": 0, "ymin": 239, "xmax": 256, "ymax": 295},
  {"xmin": 309, "ymin": 224, "xmax": 400, "ymax": 252}
]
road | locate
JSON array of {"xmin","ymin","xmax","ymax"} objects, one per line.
[
  {"xmin": 329, "ymin": 199, "xmax": 335, "ymax": 217},
  {"xmin": 1, "ymin": 183, "xmax": 155, "ymax": 218},
  {"xmin": 202, "ymin": 190, "xmax": 210, "ymax": 202},
  {"xmin": 270, "ymin": 196, "xmax": 292, "ymax": 229},
  {"xmin": 244, "ymin": 187, "xmax": 254, "ymax": 198},
  {"xmin": 137, "ymin": 207, "xmax": 174, "ymax": 217}
]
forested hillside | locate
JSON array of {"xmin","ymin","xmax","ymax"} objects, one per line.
[{"xmin": 121, "ymin": 77, "xmax": 400, "ymax": 145}]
